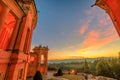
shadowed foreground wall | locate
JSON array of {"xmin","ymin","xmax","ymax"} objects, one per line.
[{"xmin": 0, "ymin": 0, "xmax": 37, "ymax": 80}]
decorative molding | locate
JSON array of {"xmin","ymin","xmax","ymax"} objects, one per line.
[
  {"xmin": 29, "ymin": 2, "xmax": 38, "ymax": 29},
  {"xmin": 2, "ymin": 0, "xmax": 24, "ymax": 19},
  {"xmin": 95, "ymin": 0, "xmax": 110, "ymax": 13}
]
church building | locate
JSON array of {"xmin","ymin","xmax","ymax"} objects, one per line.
[{"xmin": 0, "ymin": 0, "xmax": 37, "ymax": 80}]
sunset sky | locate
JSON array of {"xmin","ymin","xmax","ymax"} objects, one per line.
[{"xmin": 32, "ymin": 0, "xmax": 120, "ymax": 60}]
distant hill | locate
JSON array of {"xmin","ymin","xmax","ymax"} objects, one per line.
[{"xmin": 48, "ymin": 57, "xmax": 117, "ymax": 64}]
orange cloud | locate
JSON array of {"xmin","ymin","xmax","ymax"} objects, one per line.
[
  {"xmin": 83, "ymin": 30, "xmax": 100, "ymax": 46},
  {"xmin": 82, "ymin": 27, "xmax": 119, "ymax": 49},
  {"xmin": 80, "ymin": 7, "xmax": 119, "ymax": 49},
  {"xmin": 79, "ymin": 24, "xmax": 89, "ymax": 34},
  {"xmin": 98, "ymin": 17, "xmax": 108, "ymax": 26},
  {"xmin": 48, "ymin": 7, "xmax": 120, "ymax": 60},
  {"xmin": 79, "ymin": 15, "xmax": 94, "ymax": 35},
  {"xmin": 68, "ymin": 56, "xmax": 84, "ymax": 59}
]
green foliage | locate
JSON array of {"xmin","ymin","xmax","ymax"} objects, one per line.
[
  {"xmin": 49, "ymin": 58, "xmax": 120, "ymax": 79},
  {"xmin": 57, "ymin": 68, "xmax": 63, "ymax": 76},
  {"xmin": 96, "ymin": 60, "xmax": 114, "ymax": 78},
  {"xmin": 112, "ymin": 62, "xmax": 120, "ymax": 80},
  {"xmin": 48, "ymin": 66, "xmax": 57, "ymax": 71},
  {"xmin": 83, "ymin": 60, "xmax": 90, "ymax": 73},
  {"xmin": 33, "ymin": 71, "xmax": 42, "ymax": 80},
  {"xmin": 54, "ymin": 68, "xmax": 63, "ymax": 76},
  {"xmin": 89, "ymin": 60, "xmax": 99, "ymax": 75}
]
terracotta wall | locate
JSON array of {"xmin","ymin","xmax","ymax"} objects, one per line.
[
  {"xmin": 0, "ymin": 51, "xmax": 11, "ymax": 79},
  {"xmin": 0, "ymin": 0, "xmax": 37, "ymax": 80},
  {"xmin": 104, "ymin": 0, "xmax": 120, "ymax": 36},
  {"xmin": 27, "ymin": 53, "xmax": 38, "ymax": 77}
]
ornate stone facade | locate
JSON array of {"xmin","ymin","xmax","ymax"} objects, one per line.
[
  {"xmin": 0, "ymin": 0, "xmax": 37, "ymax": 80},
  {"xmin": 27, "ymin": 45, "xmax": 49, "ymax": 78},
  {"xmin": 95, "ymin": 0, "xmax": 120, "ymax": 37}
]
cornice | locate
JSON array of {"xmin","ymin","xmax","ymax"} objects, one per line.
[
  {"xmin": 95, "ymin": 0, "xmax": 110, "ymax": 13},
  {"xmin": 2, "ymin": 0, "xmax": 25, "ymax": 19},
  {"xmin": 30, "ymin": 1, "xmax": 38, "ymax": 29}
]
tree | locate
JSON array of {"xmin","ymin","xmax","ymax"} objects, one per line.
[
  {"xmin": 96, "ymin": 60, "xmax": 114, "ymax": 78},
  {"xmin": 54, "ymin": 68, "xmax": 63, "ymax": 76},
  {"xmin": 33, "ymin": 71, "xmax": 42, "ymax": 80},
  {"xmin": 112, "ymin": 62, "xmax": 120, "ymax": 80},
  {"xmin": 83, "ymin": 59, "xmax": 90, "ymax": 73},
  {"xmin": 90, "ymin": 60, "xmax": 99, "ymax": 75},
  {"xmin": 57, "ymin": 68, "xmax": 63, "ymax": 76}
]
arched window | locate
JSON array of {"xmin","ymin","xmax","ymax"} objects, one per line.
[
  {"xmin": 41, "ymin": 55, "xmax": 44, "ymax": 64},
  {"xmin": 0, "ymin": 12, "xmax": 16, "ymax": 49}
]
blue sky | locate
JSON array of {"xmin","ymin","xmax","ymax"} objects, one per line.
[{"xmin": 32, "ymin": 0, "xmax": 120, "ymax": 60}]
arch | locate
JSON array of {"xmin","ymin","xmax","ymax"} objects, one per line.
[{"xmin": 41, "ymin": 54, "xmax": 44, "ymax": 64}]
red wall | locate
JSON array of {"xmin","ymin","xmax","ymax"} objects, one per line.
[
  {"xmin": 0, "ymin": 51, "xmax": 11, "ymax": 79},
  {"xmin": 104, "ymin": 0, "xmax": 120, "ymax": 36},
  {"xmin": 27, "ymin": 53, "xmax": 38, "ymax": 77}
]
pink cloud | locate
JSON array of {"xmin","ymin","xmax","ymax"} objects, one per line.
[
  {"xmin": 98, "ymin": 14, "xmax": 112, "ymax": 27},
  {"xmin": 79, "ymin": 17, "xmax": 93, "ymax": 35},
  {"xmin": 82, "ymin": 26, "xmax": 119, "ymax": 48},
  {"xmin": 80, "ymin": 7, "xmax": 119, "ymax": 48},
  {"xmin": 79, "ymin": 24, "xmax": 89, "ymax": 34},
  {"xmin": 99, "ymin": 18, "xmax": 108, "ymax": 26},
  {"xmin": 79, "ymin": 8, "xmax": 97, "ymax": 35},
  {"xmin": 83, "ymin": 30, "xmax": 100, "ymax": 46}
]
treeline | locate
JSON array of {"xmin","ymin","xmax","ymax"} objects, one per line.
[{"xmin": 48, "ymin": 58, "xmax": 120, "ymax": 80}]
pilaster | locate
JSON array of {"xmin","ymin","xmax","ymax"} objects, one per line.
[
  {"xmin": 7, "ymin": 19, "xmax": 21, "ymax": 51},
  {"xmin": 0, "ymin": 6, "xmax": 10, "ymax": 31},
  {"xmin": 14, "ymin": 17, "xmax": 28, "ymax": 52}
]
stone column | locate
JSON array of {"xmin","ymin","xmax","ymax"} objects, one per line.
[
  {"xmin": 26, "ymin": 30, "xmax": 33, "ymax": 52},
  {"xmin": 7, "ymin": 19, "xmax": 21, "ymax": 51},
  {"xmin": 23, "ymin": 56, "xmax": 29, "ymax": 80},
  {"xmin": 0, "ymin": 5, "xmax": 10, "ymax": 31},
  {"xmin": 0, "ymin": 29, "xmax": 7, "ymax": 48},
  {"xmin": 44, "ymin": 52, "xmax": 48, "ymax": 75},
  {"xmin": 37, "ymin": 52, "xmax": 41, "ymax": 70},
  {"xmin": 23, "ymin": 29, "xmax": 34, "ymax": 53},
  {"xmin": 14, "ymin": 17, "xmax": 28, "ymax": 52},
  {"xmin": 26, "ymin": 19, "xmax": 35, "ymax": 53},
  {"xmin": 23, "ymin": 29, "xmax": 30, "ymax": 53}
]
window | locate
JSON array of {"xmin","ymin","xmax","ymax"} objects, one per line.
[
  {"xmin": 0, "ymin": 12, "xmax": 16, "ymax": 49},
  {"xmin": 41, "ymin": 55, "xmax": 44, "ymax": 64}
]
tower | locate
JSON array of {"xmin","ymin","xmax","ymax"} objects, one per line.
[
  {"xmin": 27, "ymin": 45, "xmax": 49, "ymax": 78},
  {"xmin": 39, "ymin": 46, "xmax": 49, "ymax": 75}
]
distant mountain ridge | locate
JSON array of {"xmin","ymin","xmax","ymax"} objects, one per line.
[{"xmin": 48, "ymin": 57, "xmax": 117, "ymax": 64}]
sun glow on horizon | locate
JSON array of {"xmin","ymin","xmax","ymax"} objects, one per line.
[{"xmin": 33, "ymin": 0, "xmax": 120, "ymax": 61}]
